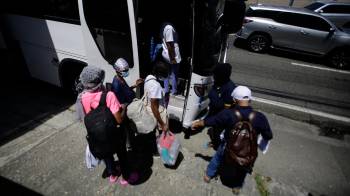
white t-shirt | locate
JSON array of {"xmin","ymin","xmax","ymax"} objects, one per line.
[
  {"xmin": 144, "ymin": 75, "xmax": 164, "ymax": 106},
  {"xmin": 162, "ymin": 25, "xmax": 181, "ymax": 64}
]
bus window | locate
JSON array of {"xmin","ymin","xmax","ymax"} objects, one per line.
[{"xmin": 83, "ymin": 0, "xmax": 133, "ymax": 67}]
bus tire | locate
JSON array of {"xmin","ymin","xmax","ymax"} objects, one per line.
[{"xmin": 59, "ymin": 59, "xmax": 87, "ymax": 94}]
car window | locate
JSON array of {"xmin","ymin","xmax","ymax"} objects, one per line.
[
  {"xmin": 322, "ymin": 5, "xmax": 350, "ymax": 14},
  {"xmin": 276, "ymin": 12, "xmax": 331, "ymax": 31},
  {"xmin": 305, "ymin": 2, "xmax": 325, "ymax": 11},
  {"xmin": 299, "ymin": 15, "xmax": 331, "ymax": 31},
  {"xmin": 246, "ymin": 8, "xmax": 280, "ymax": 20},
  {"xmin": 275, "ymin": 12, "xmax": 300, "ymax": 26}
]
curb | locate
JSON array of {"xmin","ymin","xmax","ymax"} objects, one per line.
[{"xmin": 252, "ymin": 96, "xmax": 350, "ymax": 132}]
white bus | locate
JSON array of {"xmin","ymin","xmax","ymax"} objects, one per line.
[{"xmin": 1, "ymin": 0, "xmax": 241, "ymax": 132}]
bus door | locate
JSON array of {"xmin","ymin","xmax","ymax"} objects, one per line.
[{"xmin": 78, "ymin": 0, "xmax": 139, "ymax": 85}]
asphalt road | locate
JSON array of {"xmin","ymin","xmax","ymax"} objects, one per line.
[{"xmin": 227, "ymin": 37, "xmax": 350, "ymax": 118}]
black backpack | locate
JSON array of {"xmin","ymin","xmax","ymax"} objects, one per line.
[
  {"xmin": 225, "ymin": 110, "xmax": 258, "ymax": 170},
  {"xmin": 84, "ymin": 91, "xmax": 119, "ymax": 159}
]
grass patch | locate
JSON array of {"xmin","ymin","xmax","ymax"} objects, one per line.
[{"xmin": 254, "ymin": 173, "xmax": 270, "ymax": 196}]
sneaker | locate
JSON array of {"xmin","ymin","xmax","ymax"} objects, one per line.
[{"xmin": 109, "ymin": 175, "xmax": 118, "ymax": 183}]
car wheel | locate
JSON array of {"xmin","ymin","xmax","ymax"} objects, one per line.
[
  {"xmin": 328, "ymin": 49, "xmax": 350, "ymax": 69},
  {"xmin": 247, "ymin": 34, "xmax": 270, "ymax": 53}
]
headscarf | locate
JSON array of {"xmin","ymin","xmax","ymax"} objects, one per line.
[{"xmin": 75, "ymin": 66, "xmax": 105, "ymax": 121}]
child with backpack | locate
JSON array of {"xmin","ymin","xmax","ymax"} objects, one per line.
[
  {"xmin": 191, "ymin": 86, "xmax": 273, "ymax": 194},
  {"xmin": 76, "ymin": 66, "xmax": 137, "ymax": 186}
]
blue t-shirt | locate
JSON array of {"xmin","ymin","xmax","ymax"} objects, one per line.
[
  {"xmin": 208, "ymin": 80, "xmax": 236, "ymax": 116},
  {"xmin": 111, "ymin": 76, "xmax": 136, "ymax": 104},
  {"xmin": 204, "ymin": 106, "xmax": 273, "ymax": 141}
]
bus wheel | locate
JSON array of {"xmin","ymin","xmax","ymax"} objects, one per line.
[{"xmin": 60, "ymin": 60, "xmax": 86, "ymax": 94}]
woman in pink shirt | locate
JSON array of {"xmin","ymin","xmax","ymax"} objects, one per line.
[{"xmin": 76, "ymin": 66, "xmax": 137, "ymax": 185}]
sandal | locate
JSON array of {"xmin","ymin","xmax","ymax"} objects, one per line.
[{"xmin": 203, "ymin": 174, "xmax": 211, "ymax": 183}]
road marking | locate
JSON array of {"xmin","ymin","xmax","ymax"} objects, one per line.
[
  {"xmin": 253, "ymin": 97, "xmax": 350, "ymax": 124},
  {"xmin": 291, "ymin": 62, "xmax": 350, "ymax": 74}
]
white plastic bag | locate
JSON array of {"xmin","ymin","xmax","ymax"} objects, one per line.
[
  {"xmin": 85, "ymin": 145, "xmax": 101, "ymax": 170},
  {"xmin": 157, "ymin": 131, "xmax": 181, "ymax": 166}
]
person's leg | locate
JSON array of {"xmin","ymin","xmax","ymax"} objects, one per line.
[
  {"xmin": 206, "ymin": 142, "xmax": 226, "ymax": 179},
  {"xmin": 104, "ymin": 156, "xmax": 117, "ymax": 176},
  {"xmin": 164, "ymin": 75, "xmax": 170, "ymax": 94},
  {"xmin": 115, "ymin": 139, "xmax": 130, "ymax": 180},
  {"xmin": 170, "ymin": 63, "xmax": 179, "ymax": 94}
]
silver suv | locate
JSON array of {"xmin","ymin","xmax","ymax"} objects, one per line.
[
  {"xmin": 236, "ymin": 5, "xmax": 350, "ymax": 69},
  {"xmin": 305, "ymin": 1, "xmax": 350, "ymax": 28}
]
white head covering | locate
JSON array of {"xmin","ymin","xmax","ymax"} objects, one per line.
[
  {"xmin": 113, "ymin": 58, "xmax": 129, "ymax": 72},
  {"xmin": 231, "ymin": 86, "xmax": 252, "ymax": 100}
]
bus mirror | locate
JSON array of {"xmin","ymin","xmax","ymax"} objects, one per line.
[{"xmin": 222, "ymin": 0, "xmax": 246, "ymax": 34}]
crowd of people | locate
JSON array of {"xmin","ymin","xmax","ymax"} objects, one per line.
[{"xmin": 76, "ymin": 23, "xmax": 273, "ymax": 194}]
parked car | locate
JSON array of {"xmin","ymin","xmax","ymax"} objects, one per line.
[
  {"xmin": 236, "ymin": 5, "xmax": 350, "ymax": 69},
  {"xmin": 304, "ymin": 1, "xmax": 350, "ymax": 28}
]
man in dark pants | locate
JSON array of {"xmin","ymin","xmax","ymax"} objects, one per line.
[
  {"xmin": 207, "ymin": 63, "xmax": 236, "ymax": 150},
  {"xmin": 192, "ymin": 86, "xmax": 273, "ymax": 194}
]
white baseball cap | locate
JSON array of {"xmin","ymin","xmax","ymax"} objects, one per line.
[{"xmin": 231, "ymin": 86, "xmax": 252, "ymax": 100}]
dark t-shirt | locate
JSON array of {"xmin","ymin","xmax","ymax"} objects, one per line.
[
  {"xmin": 111, "ymin": 76, "xmax": 136, "ymax": 104},
  {"xmin": 204, "ymin": 105, "xmax": 273, "ymax": 141},
  {"xmin": 208, "ymin": 80, "xmax": 236, "ymax": 116}
]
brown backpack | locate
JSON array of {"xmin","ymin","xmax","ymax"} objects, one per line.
[{"xmin": 225, "ymin": 110, "xmax": 258, "ymax": 169}]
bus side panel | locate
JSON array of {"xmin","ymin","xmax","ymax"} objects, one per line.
[
  {"xmin": 78, "ymin": 0, "xmax": 139, "ymax": 86},
  {"xmin": 182, "ymin": 73, "xmax": 213, "ymax": 128},
  {"xmin": 3, "ymin": 14, "xmax": 86, "ymax": 86}
]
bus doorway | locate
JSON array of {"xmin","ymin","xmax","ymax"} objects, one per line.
[{"xmin": 135, "ymin": 0, "xmax": 193, "ymax": 96}]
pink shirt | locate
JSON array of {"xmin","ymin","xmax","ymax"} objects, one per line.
[{"xmin": 81, "ymin": 91, "xmax": 121, "ymax": 115}]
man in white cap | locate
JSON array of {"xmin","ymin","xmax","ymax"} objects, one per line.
[{"xmin": 192, "ymin": 85, "xmax": 273, "ymax": 194}]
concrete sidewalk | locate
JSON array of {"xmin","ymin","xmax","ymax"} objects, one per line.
[{"xmin": 0, "ymin": 106, "xmax": 349, "ymax": 196}]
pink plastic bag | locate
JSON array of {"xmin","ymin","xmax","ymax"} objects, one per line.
[{"xmin": 159, "ymin": 131, "xmax": 175, "ymax": 149}]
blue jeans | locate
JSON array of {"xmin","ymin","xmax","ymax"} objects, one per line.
[
  {"xmin": 206, "ymin": 142, "xmax": 225, "ymax": 178},
  {"xmin": 164, "ymin": 63, "xmax": 179, "ymax": 94}
]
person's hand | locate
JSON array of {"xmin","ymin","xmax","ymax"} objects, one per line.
[
  {"xmin": 135, "ymin": 78, "xmax": 144, "ymax": 86},
  {"xmin": 160, "ymin": 123, "xmax": 168, "ymax": 132},
  {"xmin": 191, "ymin": 120, "xmax": 204, "ymax": 130},
  {"xmin": 171, "ymin": 59, "xmax": 177, "ymax": 64}
]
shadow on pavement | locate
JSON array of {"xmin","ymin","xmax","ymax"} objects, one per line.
[
  {"xmin": 0, "ymin": 77, "xmax": 76, "ymax": 146},
  {"xmin": 164, "ymin": 151, "xmax": 184, "ymax": 170},
  {"xmin": 195, "ymin": 153, "xmax": 212, "ymax": 162},
  {"xmin": 0, "ymin": 176, "xmax": 43, "ymax": 196}
]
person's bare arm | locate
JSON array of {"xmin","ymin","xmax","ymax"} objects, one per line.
[
  {"xmin": 151, "ymin": 98, "xmax": 168, "ymax": 131},
  {"xmin": 114, "ymin": 108, "xmax": 124, "ymax": 124},
  {"xmin": 191, "ymin": 120, "xmax": 205, "ymax": 130}
]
